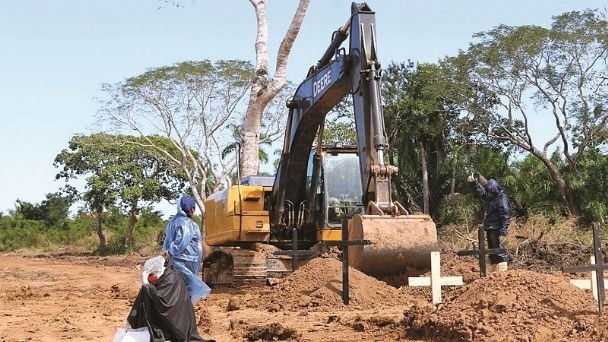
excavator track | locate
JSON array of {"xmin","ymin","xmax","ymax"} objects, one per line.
[
  {"xmin": 203, "ymin": 247, "xmax": 314, "ymax": 286},
  {"xmin": 203, "ymin": 249, "xmax": 267, "ymax": 286}
]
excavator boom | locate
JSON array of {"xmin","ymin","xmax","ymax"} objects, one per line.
[{"xmin": 272, "ymin": 2, "xmax": 438, "ymax": 274}]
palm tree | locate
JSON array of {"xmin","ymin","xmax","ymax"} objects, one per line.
[{"xmin": 222, "ymin": 124, "xmax": 274, "ymax": 179}]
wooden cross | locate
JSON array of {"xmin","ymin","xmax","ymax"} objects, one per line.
[
  {"xmin": 456, "ymin": 224, "xmax": 507, "ymax": 277},
  {"xmin": 323, "ymin": 219, "xmax": 371, "ymax": 305},
  {"xmin": 569, "ymin": 255, "xmax": 608, "ymax": 302},
  {"xmin": 408, "ymin": 251, "xmax": 463, "ymax": 306},
  {"xmin": 562, "ymin": 222, "xmax": 607, "ymax": 312}
]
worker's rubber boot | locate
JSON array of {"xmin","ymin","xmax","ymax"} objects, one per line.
[{"xmin": 497, "ymin": 262, "xmax": 508, "ymax": 272}]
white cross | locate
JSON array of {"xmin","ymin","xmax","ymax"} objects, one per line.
[
  {"xmin": 569, "ymin": 255, "xmax": 608, "ymax": 301},
  {"xmin": 408, "ymin": 251, "xmax": 464, "ymax": 306}
]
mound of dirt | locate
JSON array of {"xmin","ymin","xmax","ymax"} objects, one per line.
[
  {"xmin": 403, "ymin": 269, "xmax": 603, "ymax": 341},
  {"xmin": 378, "ymin": 250, "xmax": 480, "ymax": 289},
  {"xmin": 245, "ymin": 322, "xmax": 300, "ymax": 341},
  {"xmin": 245, "ymin": 257, "xmax": 416, "ymax": 311},
  {"xmin": 437, "ymin": 251, "xmax": 481, "ymax": 284},
  {"xmin": 0, "ymin": 285, "xmax": 44, "ymax": 300},
  {"xmin": 228, "ymin": 320, "xmax": 301, "ymax": 341}
]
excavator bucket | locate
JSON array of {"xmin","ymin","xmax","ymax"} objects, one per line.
[{"xmin": 348, "ymin": 214, "xmax": 438, "ymax": 276}]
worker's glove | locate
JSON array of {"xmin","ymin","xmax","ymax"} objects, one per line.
[
  {"xmin": 466, "ymin": 174, "xmax": 475, "ymax": 183},
  {"xmin": 141, "ymin": 271, "xmax": 150, "ymax": 285}
]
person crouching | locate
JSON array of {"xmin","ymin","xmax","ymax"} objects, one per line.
[{"xmin": 127, "ymin": 256, "xmax": 203, "ymax": 342}]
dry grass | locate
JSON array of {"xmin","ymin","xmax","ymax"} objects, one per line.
[
  {"xmin": 506, "ymin": 215, "xmax": 590, "ymax": 245},
  {"xmin": 439, "ymin": 214, "xmax": 593, "ymax": 251}
]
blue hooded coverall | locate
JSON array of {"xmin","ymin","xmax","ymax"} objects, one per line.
[
  {"xmin": 475, "ymin": 179, "xmax": 511, "ymax": 264},
  {"xmin": 163, "ymin": 196, "xmax": 210, "ymax": 303}
]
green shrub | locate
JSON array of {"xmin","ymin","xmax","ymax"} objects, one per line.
[{"xmin": 437, "ymin": 193, "xmax": 481, "ymax": 229}]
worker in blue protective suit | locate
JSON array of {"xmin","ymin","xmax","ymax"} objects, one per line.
[
  {"xmin": 163, "ymin": 195, "xmax": 211, "ymax": 303},
  {"xmin": 467, "ymin": 174, "xmax": 511, "ymax": 272}
]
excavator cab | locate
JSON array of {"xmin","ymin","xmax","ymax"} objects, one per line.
[{"xmin": 308, "ymin": 145, "xmax": 363, "ymax": 227}]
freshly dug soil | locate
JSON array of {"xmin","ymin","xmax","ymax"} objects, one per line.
[
  {"xmin": 243, "ymin": 256, "xmax": 419, "ymax": 311},
  {"xmin": 402, "ymin": 269, "xmax": 606, "ymax": 341},
  {"xmin": 3, "ymin": 244, "xmax": 608, "ymax": 342}
]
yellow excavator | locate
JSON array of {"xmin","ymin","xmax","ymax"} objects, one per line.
[{"xmin": 203, "ymin": 2, "xmax": 437, "ymax": 285}]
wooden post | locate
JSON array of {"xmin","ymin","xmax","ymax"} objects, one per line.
[
  {"xmin": 323, "ymin": 219, "xmax": 371, "ymax": 305},
  {"xmin": 562, "ymin": 223, "xmax": 607, "ymax": 313},
  {"xmin": 341, "ymin": 219, "xmax": 350, "ymax": 305},
  {"xmin": 457, "ymin": 225, "xmax": 507, "ymax": 277},
  {"xmin": 568, "ymin": 255, "xmax": 608, "ymax": 302},
  {"xmin": 593, "ymin": 223, "xmax": 605, "ymax": 309}
]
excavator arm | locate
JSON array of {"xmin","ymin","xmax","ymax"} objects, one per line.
[
  {"xmin": 272, "ymin": 2, "xmax": 437, "ymax": 275},
  {"xmin": 273, "ymin": 3, "xmax": 404, "ymax": 229}
]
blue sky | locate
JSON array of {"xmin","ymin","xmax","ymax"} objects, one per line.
[{"xmin": 1, "ymin": 0, "xmax": 605, "ymax": 215}]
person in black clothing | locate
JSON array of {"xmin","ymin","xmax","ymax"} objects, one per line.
[
  {"xmin": 468, "ymin": 174, "xmax": 511, "ymax": 272},
  {"xmin": 127, "ymin": 258, "xmax": 203, "ymax": 342}
]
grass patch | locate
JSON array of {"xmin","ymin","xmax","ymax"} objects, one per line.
[{"xmin": 439, "ymin": 214, "xmax": 595, "ymax": 251}]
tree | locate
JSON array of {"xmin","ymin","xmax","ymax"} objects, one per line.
[
  {"xmin": 383, "ymin": 62, "xmax": 460, "ymax": 215},
  {"xmin": 13, "ymin": 200, "xmax": 44, "ymax": 222},
  {"xmin": 100, "ymin": 60, "xmax": 253, "ymax": 223},
  {"xmin": 323, "ymin": 98, "xmax": 358, "ymax": 146},
  {"xmin": 455, "ymin": 9, "xmax": 608, "ymax": 216},
  {"xmin": 54, "ymin": 134, "xmax": 187, "ymax": 251},
  {"xmin": 572, "ymin": 149, "xmax": 608, "ymax": 223},
  {"xmin": 502, "ymin": 153, "xmax": 563, "ymax": 217},
  {"xmin": 240, "ymin": 0, "xmax": 310, "ymax": 177},
  {"xmin": 222, "ymin": 82, "xmax": 295, "ymax": 183},
  {"xmin": 323, "ymin": 120, "xmax": 357, "ymax": 146},
  {"xmin": 100, "ymin": 60, "xmax": 292, "ymax": 232},
  {"xmin": 111, "ymin": 135, "xmax": 188, "ymax": 247}
]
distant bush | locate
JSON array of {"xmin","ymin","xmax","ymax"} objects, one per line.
[{"xmin": 0, "ymin": 211, "xmax": 167, "ymax": 254}]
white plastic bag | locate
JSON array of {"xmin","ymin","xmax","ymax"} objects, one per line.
[
  {"xmin": 144, "ymin": 256, "xmax": 165, "ymax": 274},
  {"xmin": 112, "ymin": 327, "xmax": 150, "ymax": 342},
  {"xmin": 142, "ymin": 255, "xmax": 166, "ymax": 285}
]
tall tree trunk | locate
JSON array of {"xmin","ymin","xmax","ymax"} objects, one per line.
[
  {"xmin": 532, "ymin": 150, "xmax": 582, "ymax": 217},
  {"xmin": 191, "ymin": 184, "xmax": 207, "ymax": 249},
  {"xmin": 95, "ymin": 207, "xmax": 106, "ymax": 254},
  {"xmin": 241, "ymin": 102, "xmax": 264, "ymax": 177},
  {"xmin": 450, "ymin": 150, "xmax": 457, "ymax": 196},
  {"xmin": 123, "ymin": 207, "xmax": 138, "ymax": 248},
  {"xmin": 190, "ymin": 187, "xmax": 210, "ymax": 258},
  {"xmin": 241, "ymin": 0, "xmax": 310, "ymax": 177},
  {"xmin": 420, "ymin": 141, "xmax": 430, "ymax": 214}
]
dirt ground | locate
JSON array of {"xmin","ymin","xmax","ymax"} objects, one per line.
[{"xmin": 1, "ymin": 250, "xmax": 607, "ymax": 341}]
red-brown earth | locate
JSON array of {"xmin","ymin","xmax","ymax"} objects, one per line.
[{"xmin": 1, "ymin": 248, "xmax": 607, "ymax": 341}]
